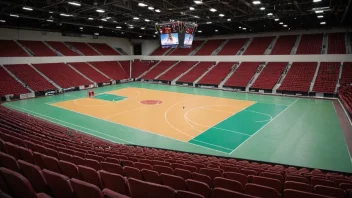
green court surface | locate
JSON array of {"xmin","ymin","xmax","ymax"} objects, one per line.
[{"xmin": 3, "ymin": 82, "xmax": 352, "ymax": 173}]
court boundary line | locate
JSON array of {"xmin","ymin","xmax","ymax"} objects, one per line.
[
  {"xmin": 229, "ymin": 98, "xmax": 299, "ymax": 154},
  {"xmin": 190, "ymin": 139, "xmax": 233, "ymax": 151}
]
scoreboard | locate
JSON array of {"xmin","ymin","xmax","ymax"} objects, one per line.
[{"xmin": 155, "ymin": 21, "xmax": 198, "ymax": 48}]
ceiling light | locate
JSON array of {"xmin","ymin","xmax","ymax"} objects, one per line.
[
  {"xmin": 242, "ymin": 27, "xmax": 247, "ymax": 30},
  {"xmin": 116, "ymin": 26, "xmax": 122, "ymax": 29},
  {"xmin": 49, "ymin": 11, "xmax": 53, "ymax": 13},
  {"xmin": 279, "ymin": 22, "xmax": 283, "ymax": 24},
  {"xmin": 99, "ymin": 26, "xmax": 103, "ymax": 28},
  {"xmin": 206, "ymin": 21, "xmax": 212, "ymax": 24},
  {"xmin": 80, "ymin": 27, "xmax": 83, "ymax": 29},
  {"xmin": 155, "ymin": 9, "xmax": 161, "ymax": 12},
  {"xmin": 106, "ymin": 17, "xmax": 111, "ymax": 19},
  {"xmin": 141, "ymin": 27, "xmax": 145, "ymax": 30},
  {"xmin": 317, "ymin": 15, "xmax": 324, "ymax": 18},
  {"xmin": 101, "ymin": 19, "xmax": 107, "ymax": 21},
  {"xmin": 0, "ymin": 20, "xmax": 6, "ymax": 23},
  {"xmin": 190, "ymin": 7, "xmax": 195, "ymax": 10},
  {"xmin": 315, "ymin": 10, "xmax": 323, "ymax": 13},
  {"xmin": 133, "ymin": 17, "xmax": 139, "ymax": 20},
  {"xmin": 267, "ymin": 13, "xmax": 273, "ymax": 16},
  {"xmin": 129, "ymin": 26, "xmax": 134, "ymax": 29},
  {"xmin": 60, "ymin": 13, "xmax": 72, "ymax": 17},
  {"xmin": 10, "ymin": 14, "xmax": 19, "ymax": 18},
  {"xmin": 139, "ymin": 36, "xmax": 142, "ymax": 38},
  {"xmin": 283, "ymin": 25, "xmax": 287, "ymax": 27},
  {"xmin": 88, "ymin": 17, "xmax": 94, "ymax": 20},
  {"xmin": 275, "ymin": 18, "xmax": 279, "ymax": 21},
  {"xmin": 145, "ymin": 19, "xmax": 150, "ymax": 22},
  {"xmin": 219, "ymin": 13, "xmax": 224, "ymax": 17},
  {"xmin": 94, "ymin": 33, "xmax": 99, "ymax": 35},
  {"xmin": 194, "ymin": 0, "xmax": 203, "ymax": 4},
  {"xmin": 260, "ymin": 7, "xmax": 265, "ymax": 10},
  {"xmin": 96, "ymin": 9, "xmax": 105, "ymax": 13},
  {"xmin": 210, "ymin": 8, "xmax": 217, "ymax": 12},
  {"xmin": 227, "ymin": 18, "xmax": 231, "ymax": 21},
  {"xmin": 320, "ymin": 21, "xmax": 326, "ymax": 25},
  {"xmin": 153, "ymin": 35, "xmax": 156, "ymax": 37},
  {"xmin": 138, "ymin": 3, "xmax": 147, "ymax": 7},
  {"xmin": 155, "ymin": 31, "xmax": 158, "ymax": 34},
  {"xmin": 253, "ymin": 1, "xmax": 261, "ymax": 5},
  {"xmin": 239, "ymin": 26, "xmax": 241, "ymax": 28},
  {"xmin": 23, "ymin": 7, "xmax": 33, "ymax": 11},
  {"xmin": 215, "ymin": 29, "xmax": 218, "ymax": 32},
  {"xmin": 148, "ymin": 6, "xmax": 154, "ymax": 10},
  {"xmin": 68, "ymin": 2, "xmax": 81, "ymax": 6},
  {"xmin": 194, "ymin": 16, "xmax": 200, "ymax": 18},
  {"xmin": 197, "ymin": 30, "xmax": 202, "ymax": 33},
  {"xmin": 313, "ymin": 0, "xmax": 322, "ymax": 2}
]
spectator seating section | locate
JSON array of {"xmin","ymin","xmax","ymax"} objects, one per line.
[
  {"xmin": 0, "ymin": 105, "xmax": 352, "ymax": 198},
  {"xmin": 0, "ymin": 40, "xmax": 28, "ymax": 57},
  {"xmin": 224, "ymin": 62, "xmax": 261, "ymax": 88},
  {"xmin": 339, "ymin": 85, "xmax": 352, "ymax": 115},
  {"xmin": 312, "ymin": 62, "xmax": 340, "ymax": 93},
  {"xmin": 18, "ymin": 41, "xmax": 57, "ymax": 56},
  {"xmin": 278, "ymin": 62, "xmax": 318, "ymax": 92},
  {"xmin": 339, "ymin": 62, "xmax": 352, "ymax": 86},
  {"xmin": 68, "ymin": 62, "xmax": 110, "ymax": 83},
  {"xmin": 142, "ymin": 61, "xmax": 177, "ymax": 80},
  {"xmin": 88, "ymin": 43, "xmax": 120, "ymax": 55},
  {"xmin": 157, "ymin": 61, "xmax": 198, "ymax": 81},
  {"xmin": 46, "ymin": 41, "xmax": 79, "ymax": 56},
  {"xmin": 170, "ymin": 41, "xmax": 204, "ymax": 55},
  {"xmin": 66, "ymin": 42, "xmax": 100, "ymax": 56},
  {"xmin": 32, "ymin": 63, "xmax": 91, "ymax": 88},
  {"xmin": 328, "ymin": 33, "xmax": 346, "ymax": 54},
  {"xmin": 198, "ymin": 62, "xmax": 235, "ymax": 85},
  {"xmin": 118, "ymin": 61, "xmax": 131, "ymax": 78},
  {"xmin": 130, "ymin": 61, "xmax": 157, "ymax": 78},
  {"xmin": 296, "ymin": 34, "xmax": 323, "ymax": 54},
  {"xmin": 5, "ymin": 64, "xmax": 56, "ymax": 92},
  {"xmin": 89, "ymin": 61, "xmax": 129, "ymax": 80},
  {"xmin": 243, "ymin": 37, "xmax": 274, "ymax": 55},
  {"xmin": 251, "ymin": 62, "xmax": 287, "ymax": 90},
  {"xmin": 0, "ymin": 66, "xmax": 28, "ymax": 96},
  {"xmin": 217, "ymin": 38, "xmax": 248, "ymax": 55},
  {"xmin": 195, "ymin": 40, "xmax": 224, "ymax": 55},
  {"xmin": 177, "ymin": 62, "xmax": 215, "ymax": 83},
  {"xmin": 150, "ymin": 47, "xmax": 170, "ymax": 55},
  {"xmin": 270, "ymin": 35, "xmax": 297, "ymax": 55}
]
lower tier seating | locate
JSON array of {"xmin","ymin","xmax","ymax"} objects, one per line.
[
  {"xmin": 0, "ymin": 67, "xmax": 29, "ymax": 96},
  {"xmin": 0, "ymin": 105, "xmax": 351, "ymax": 198},
  {"xmin": 340, "ymin": 62, "xmax": 352, "ymax": 87},
  {"xmin": 177, "ymin": 62, "xmax": 215, "ymax": 83},
  {"xmin": 339, "ymin": 85, "xmax": 352, "ymax": 115},
  {"xmin": 157, "ymin": 61, "xmax": 198, "ymax": 81},
  {"xmin": 142, "ymin": 61, "xmax": 177, "ymax": 80},
  {"xmin": 312, "ymin": 62, "xmax": 340, "ymax": 93},
  {"xmin": 224, "ymin": 62, "xmax": 261, "ymax": 88},
  {"xmin": 89, "ymin": 61, "xmax": 129, "ymax": 80},
  {"xmin": 131, "ymin": 61, "xmax": 157, "ymax": 78},
  {"xmin": 68, "ymin": 62, "xmax": 110, "ymax": 83},
  {"xmin": 198, "ymin": 62, "xmax": 235, "ymax": 85},
  {"xmin": 251, "ymin": 62, "xmax": 287, "ymax": 90},
  {"xmin": 278, "ymin": 62, "xmax": 318, "ymax": 92},
  {"xmin": 5, "ymin": 64, "xmax": 56, "ymax": 92}
]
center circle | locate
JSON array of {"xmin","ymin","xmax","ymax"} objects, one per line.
[{"xmin": 140, "ymin": 100, "xmax": 163, "ymax": 105}]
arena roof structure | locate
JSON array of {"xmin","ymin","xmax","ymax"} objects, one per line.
[{"xmin": 0, "ymin": 0, "xmax": 351, "ymax": 38}]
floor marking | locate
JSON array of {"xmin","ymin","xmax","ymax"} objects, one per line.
[
  {"xmin": 103, "ymin": 106, "xmax": 151, "ymax": 119},
  {"xmin": 230, "ymin": 98, "xmax": 299, "ymax": 154},
  {"xmin": 190, "ymin": 139, "xmax": 233, "ymax": 151}
]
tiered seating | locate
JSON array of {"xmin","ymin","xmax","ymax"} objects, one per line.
[
  {"xmin": 131, "ymin": 61, "xmax": 157, "ymax": 78},
  {"xmin": 0, "ymin": 105, "xmax": 352, "ymax": 198},
  {"xmin": 198, "ymin": 62, "xmax": 235, "ymax": 85},
  {"xmin": 224, "ymin": 62, "xmax": 261, "ymax": 88},
  {"xmin": 66, "ymin": 42, "xmax": 100, "ymax": 56},
  {"xmin": 46, "ymin": 41, "xmax": 79, "ymax": 56},
  {"xmin": 5, "ymin": 64, "xmax": 56, "ymax": 92},
  {"xmin": 278, "ymin": 62, "xmax": 318, "ymax": 92},
  {"xmin": 18, "ymin": 40, "xmax": 57, "ymax": 56},
  {"xmin": 177, "ymin": 62, "xmax": 215, "ymax": 83},
  {"xmin": 89, "ymin": 61, "xmax": 129, "ymax": 80},
  {"xmin": 32, "ymin": 63, "xmax": 91, "ymax": 88},
  {"xmin": 340, "ymin": 62, "xmax": 352, "ymax": 86},
  {"xmin": 88, "ymin": 43, "xmax": 120, "ymax": 55},
  {"xmin": 142, "ymin": 61, "xmax": 177, "ymax": 80},
  {"xmin": 251, "ymin": 62, "xmax": 288, "ymax": 90},
  {"xmin": 270, "ymin": 35, "xmax": 297, "ymax": 55},
  {"xmin": 296, "ymin": 34, "xmax": 323, "ymax": 54},
  {"xmin": 150, "ymin": 47, "xmax": 170, "ymax": 55},
  {"xmin": 243, "ymin": 37, "xmax": 274, "ymax": 55},
  {"xmin": 0, "ymin": 67, "xmax": 28, "ymax": 96},
  {"xmin": 157, "ymin": 61, "xmax": 198, "ymax": 81},
  {"xmin": 68, "ymin": 62, "xmax": 110, "ymax": 83},
  {"xmin": 339, "ymin": 85, "xmax": 352, "ymax": 114},
  {"xmin": 328, "ymin": 33, "xmax": 346, "ymax": 54},
  {"xmin": 195, "ymin": 40, "xmax": 224, "ymax": 55},
  {"xmin": 118, "ymin": 61, "xmax": 131, "ymax": 78},
  {"xmin": 170, "ymin": 41, "xmax": 203, "ymax": 55},
  {"xmin": 0, "ymin": 40, "xmax": 28, "ymax": 57},
  {"xmin": 217, "ymin": 38, "xmax": 248, "ymax": 55},
  {"xmin": 312, "ymin": 62, "xmax": 340, "ymax": 93}
]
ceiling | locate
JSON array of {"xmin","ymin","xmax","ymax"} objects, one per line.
[{"xmin": 0, "ymin": 0, "xmax": 351, "ymax": 39}]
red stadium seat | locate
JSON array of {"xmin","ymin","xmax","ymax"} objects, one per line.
[
  {"xmin": 123, "ymin": 166, "xmax": 143, "ymax": 180},
  {"xmin": 186, "ymin": 179, "xmax": 211, "ymax": 198},
  {"xmin": 59, "ymin": 160, "xmax": 81, "ymax": 179},
  {"xmin": 42, "ymin": 169, "xmax": 75, "ymax": 198},
  {"xmin": 175, "ymin": 168, "xmax": 193, "ymax": 180},
  {"xmin": 77, "ymin": 165, "xmax": 103, "ymax": 189},
  {"xmin": 160, "ymin": 173, "xmax": 187, "ymax": 190},
  {"xmin": 212, "ymin": 187, "xmax": 258, "ymax": 198},
  {"xmin": 142, "ymin": 169, "xmax": 161, "ymax": 184},
  {"xmin": 99, "ymin": 170, "xmax": 129, "ymax": 196},
  {"xmin": 213, "ymin": 177, "xmax": 244, "ymax": 192},
  {"xmin": 128, "ymin": 177, "xmax": 176, "ymax": 198},
  {"xmin": 18, "ymin": 160, "xmax": 48, "ymax": 193},
  {"xmin": 70, "ymin": 178, "xmax": 103, "ymax": 198},
  {"xmin": 284, "ymin": 181, "xmax": 312, "ymax": 192},
  {"xmin": 245, "ymin": 183, "xmax": 280, "ymax": 198}
]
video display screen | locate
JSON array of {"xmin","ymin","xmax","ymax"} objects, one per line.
[
  {"xmin": 183, "ymin": 33, "xmax": 194, "ymax": 47},
  {"xmin": 155, "ymin": 22, "xmax": 197, "ymax": 48},
  {"xmin": 160, "ymin": 33, "xmax": 179, "ymax": 48}
]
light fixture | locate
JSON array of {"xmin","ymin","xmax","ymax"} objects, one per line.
[
  {"xmin": 206, "ymin": 21, "xmax": 212, "ymax": 24},
  {"xmin": 88, "ymin": 17, "xmax": 94, "ymax": 20},
  {"xmin": 260, "ymin": 7, "xmax": 265, "ymax": 10},
  {"xmin": 210, "ymin": 8, "xmax": 217, "ymax": 12},
  {"xmin": 194, "ymin": 16, "xmax": 200, "ymax": 18},
  {"xmin": 129, "ymin": 26, "xmax": 134, "ymax": 29},
  {"xmin": 10, "ymin": 14, "xmax": 19, "ymax": 17},
  {"xmin": 23, "ymin": 7, "xmax": 33, "ymax": 11},
  {"xmin": 275, "ymin": 18, "xmax": 279, "ymax": 21},
  {"xmin": 215, "ymin": 29, "xmax": 218, "ymax": 32},
  {"xmin": 0, "ymin": 20, "xmax": 6, "ymax": 23},
  {"xmin": 267, "ymin": 13, "xmax": 273, "ymax": 16},
  {"xmin": 242, "ymin": 27, "xmax": 247, "ymax": 30},
  {"xmin": 153, "ymin": 35, "xmax": 156, "ymax": 37},
  {"xmin": 141, "ymin": 27, "xmax": 145, "ymax": 30},
  {"xmin": 315, "ymin": 10, "xmax": 323, "ymax": 13},
  {"xmin": 96, "ymin": 9, "xmax": 105, "ymax": 13},
  {"xmin": 239, "ymin": 26, "xmax": 241, "ymax": 28},
  {"xmin": 320, "ymin": 21, "xmax": 326, "ymax": 25},
  {"xmin": 148, "ymin": 6, "xmax": 154, "ymax": 10},
  {"xmin": 313, "ymin": 0, "xmax": 322, "ymax": 2},
  {"xmin": 194, "ymin": 0, "xmax": 203, "ymax": 4},
  {"xmin": 190, "ymin": 7, "xmax": 195, "ymax": 10},
  {"xmin": 145, "ymin": 19, "xmax": 150, "ymax": 22},
  {"xmin": 197, "ymin": 30, "xmax": 202, "ymax": 33},
  {"xmin": 155, "ymin": 9, "xmax": 161, "ymax": 12},
  {"xmin": 317, "ymin": 15, "xmax": 324, "ymax": 18},
  {"xmin": 219, "ymin": 13, "xmax": 224, "ymax": 17},
  {"xmin": 49, "ymin": 11, "xmax": 53, "ymax": 13},
  {"xmin": 283, "ymin": 25, "xmax": 287, "ymax": 27},
  {"xmin": 116, "ymin": 26, "xmax": 122, "ymax": 29},
  {"xmin": 60, "ymin": 13, "xmax": 72, "ymax": 17},
  {"xmin": 139, "ymin": 36, "xmax": 142, "ymax": 38},
  {"xmin": 279, "ymin": 22, "xmax": 283, "ymax": 24},
  {"xmin": 80, "ymin": 27, "xmax": 83, "ymax": 29},
  {"xmin": 253, "ymin": 1, "xmax": 261, "ymax": 5},
  {"xmin": 68, "ymin": 1, "xmax": 81, "ymax": 6},
  {"xmin": 138, "ymin": 3, "xmax": 148, "ymax": 7},
  {"xmin": 133, "ymin": 17, "xmax": 139, "ymax": 20},
  {"xmin": 106, "ymin": 17, "xmax": 111, "ymax": 19},
  {"xmin": 227, "ymin": 18, "xmax": 231, "ymax": 21},
  {"xmin": 94, "ymin": 33, "xmax": 99, "ymax": 35},
  {"xmin": 99, "ymin": 26, "xmax": 103, "ymax": 28},
  {"xmin": 101, "ymin": 19, "xmax": 107, "ymax": 21}
]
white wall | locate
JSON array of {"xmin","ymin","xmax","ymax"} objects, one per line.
[{"xmin": 0, "ymin": 28, "xmax": 132, "ymax": 55}]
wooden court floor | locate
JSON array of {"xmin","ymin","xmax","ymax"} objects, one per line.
[{"xmin": 3, "ymin": 82, "xmax": 352, "ymax": 173}]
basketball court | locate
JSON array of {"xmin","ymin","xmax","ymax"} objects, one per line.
[{"xmin": 3, "ymin": 82, "xmax": 352, "ymax": 173}]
